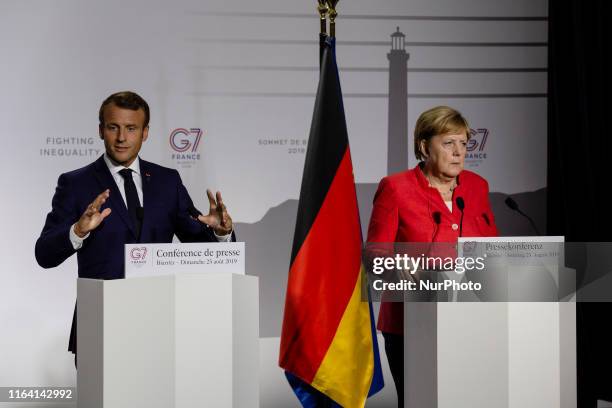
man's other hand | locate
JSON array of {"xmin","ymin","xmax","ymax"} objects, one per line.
[
  {"xmin": 74, "ymin": 189, "xmax": 112, "ymax": 237},
  {"xmin": 197, "ymin": 189, "xmax": 233, "ymax": 236}
]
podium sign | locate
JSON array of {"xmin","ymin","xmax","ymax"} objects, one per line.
[{"xmin": 124, "ymin": 242, "xmax": 245, "ymax": 278}]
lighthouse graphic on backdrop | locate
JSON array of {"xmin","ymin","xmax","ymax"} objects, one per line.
[{"xmin": 387, "ymin": 27, "xmax": 410, "ymax": 175}]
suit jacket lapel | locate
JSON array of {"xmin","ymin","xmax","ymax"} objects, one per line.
[{"xmin": 92, "ymin": 156, "xmax": 137, "ymax": 238}]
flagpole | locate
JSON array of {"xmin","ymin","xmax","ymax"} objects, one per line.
[
  {"xmin": 317, "ymin": 0, "xmax": 328, "ymax": 68},
  {"xmin": 327, "ymin": 0, "xmax": 338, "ymax": 38},
  {"xmin": 317, "ymin": 0, "xmax": 328, "ymax": 36}
]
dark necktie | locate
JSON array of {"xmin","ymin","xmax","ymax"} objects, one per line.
[{"xmin": 118, "ymin": 168, "xmax": 142, "ymax": 240}]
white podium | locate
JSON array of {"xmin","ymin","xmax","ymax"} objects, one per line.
[
  {"xmin": 404, "ymin": 237, "xmax": 576, "ymax": 408},
  {"xmin": 76, "ymin": 272, "xmax": 259, "ymax": 408}
]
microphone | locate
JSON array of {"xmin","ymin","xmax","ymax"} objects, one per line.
[
  {"xmin": 432, "ymin": 211, "xmax": 442, "ymax": 225},
  {"xmin": 504, "ymin": 197, "xmax": 541, "ymax": 235},
  {"xmin": 456, "ymin": 197, "xmax": 465, "ymax": 211},
  {"xmin": 187, "ymin": 204, "xmax": 202, "ymax": 218},
  {"xmin": 136, "ymin": 206, "xmax": 144, "ymax": 221},
  {"xmin": 135, "ymin": 206, "xmax": 144, "ymax": 242},
  {"xmin": 482, "ymin": 213, "xmax": 491, "ymax": 226},
  {"xmin": 431, "ymin": 211, "xmax": 442, "ymax": 242},
  {"xmin": 456, "ymin": 197, "xmax": 465, "ymax": 237}
]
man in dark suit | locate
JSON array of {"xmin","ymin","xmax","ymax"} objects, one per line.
[{"xmin": 35, "ymin": 91, "xmax": 234, "ymax": 359}]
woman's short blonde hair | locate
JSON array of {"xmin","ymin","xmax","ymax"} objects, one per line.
[{"xmin": 414, "ymin": 106, "xmax": 470, "ymax": 161}]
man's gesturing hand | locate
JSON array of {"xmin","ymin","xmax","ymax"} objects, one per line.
[
  {"xmin": 74, "ymin": 189, "xmax": 112, "ymax": 238},
  {"xmin": 197, "ymin": 189, "xmax": 233, "ymax": 236}
]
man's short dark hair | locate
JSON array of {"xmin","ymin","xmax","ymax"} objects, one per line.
[{"xmin": 99, "ymin": 91, "xmax": 150, "ymax": 128}]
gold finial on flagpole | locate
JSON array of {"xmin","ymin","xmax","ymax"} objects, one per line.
[
  {"xmin": 326, "ymin": 0, "xmax": 338, "ymax": 38},
  {"xmin": 317, "ymin": 0, "xmax": 328, "ymax": 35}
]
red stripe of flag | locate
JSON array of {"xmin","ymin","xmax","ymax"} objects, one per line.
[{"xmin": 279, "ymin": 147, "xmax": 362, "ymax": 382}]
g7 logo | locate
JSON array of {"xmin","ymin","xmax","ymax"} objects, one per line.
[
  {"xmin": 467, "ymin": 128, "xmax": 489, "ymax": 152},
  {"xmin": 130, "ymin": 247, "xmax": 148, "ymax": 261},
  {"xmin": 462, "ymin": 241, "xmax": 477, "ymax": 254},
  {"xmin": 169, "ymin": 128, "xmax": 203, "ymax": 153}
]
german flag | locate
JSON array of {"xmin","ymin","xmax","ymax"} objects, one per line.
[{"xmin": 279, "ymin": 36, "xmax": 384, "ymax": 407}]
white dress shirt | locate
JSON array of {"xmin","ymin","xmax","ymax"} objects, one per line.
[{"xmin": 70, "ymin": 154, "xmax": 231, "ymax": 249}]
